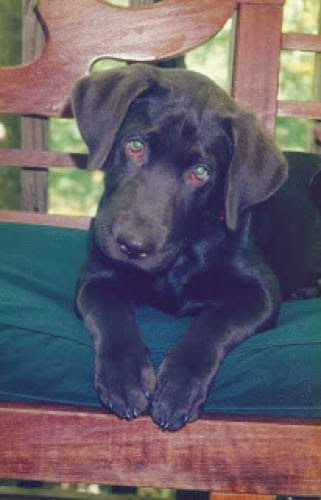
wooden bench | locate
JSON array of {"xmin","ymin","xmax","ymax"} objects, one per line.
[{"xmin": 0, "ymin": 1, "xmax": 321, "ymax": 498}]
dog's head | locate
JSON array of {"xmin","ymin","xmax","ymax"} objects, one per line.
[{"xmin": 73, "ymin": 63, "xmax": 288, "ymax": 272}]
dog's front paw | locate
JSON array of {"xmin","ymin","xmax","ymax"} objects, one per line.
[
  {"xmin": 96, "ymin": 347, "xmax": 156, "ymax": 420},
  {"xmin": 151, "ymin": 354, "xmax": 213, "ymax": 431}
]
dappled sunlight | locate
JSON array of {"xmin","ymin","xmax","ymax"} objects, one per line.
[
  {"xmin": 283, "ymin": 0, "xmax": 320, "ymax": 33},
  {"xmin": 49, "ymin": 169, "xmax": 104, "ymax": 216},
  {"xmin": 186, "ymin": 18, "xmax": 233, "ymax": 92}
]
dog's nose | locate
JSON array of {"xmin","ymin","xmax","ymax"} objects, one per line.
[{"xmin": 117, "ymin": 235, "xmax": 151, "ymax": 259}]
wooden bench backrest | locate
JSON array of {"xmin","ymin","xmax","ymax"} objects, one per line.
[{"xmin": 0, "ymin": 0, "xmax": 320, "ymax": 229}]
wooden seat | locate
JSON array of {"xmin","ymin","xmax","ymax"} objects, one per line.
[{"xmin": 0, "ymin": 1, "xmax": 321, "ymax": 498}]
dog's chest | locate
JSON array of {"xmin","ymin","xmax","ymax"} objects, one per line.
[{"xmin": 148, "ymin": 246, "xmax": 227, "ymax": 316}]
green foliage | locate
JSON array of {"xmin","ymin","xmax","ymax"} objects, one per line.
[
  {"xmin": 276, "ymin": 0, "xmax": 320, "ymax": 152},
  {"xmin": 279, "ymin": 51, "xmax": 316, "ymax": 101},
  {"xmin": 276, "ymin": 117, "xmax": 313, "ymax": 152},
  {"xmin": 48, "ymin": 118, "xmax": 101, "ymax": 216},
  {"xmin": 0, "ymin": 0, "xmax": 22, "ymax": 209},
  {"xmin": 49, "ymin": 169, "xmax": 103, "ymax": 216},
  {"xmin": 277, "ymin": 49, "xmax": 315, "ymax": 151},
  {"xmin": 185, "ymin": 19, "xmax": 232, "ymax": 92},
  {"xmin": 0, "ymin": 0, "xmax": 22, "ymax": 64},
  {"xmin": 283, "ymin": 0, "xmax": 320, "ymax": 33}
]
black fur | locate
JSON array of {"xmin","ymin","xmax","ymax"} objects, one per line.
[{"xmin": 73, "ymin": 64, "xmax": 320, "ymax": 430}]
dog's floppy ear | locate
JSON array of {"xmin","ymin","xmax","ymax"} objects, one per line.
[
  {"xmin": 72, "ymin": 64, "xmax": 157, "ymax": 170},
  {"xmin": 225, "ymin": 110, "xmax": 288, "ymax": 231}
]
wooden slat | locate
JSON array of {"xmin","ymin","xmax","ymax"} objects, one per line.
[
  {"xmin": 277, "ymin": 100, "xmax": 321, "ymax": 120},
  {"xmin": 21, "ymin": 0, "xmax": 49, "ymax": 213},
  {"xmin": 239, "ymin": 0, "xmax": 284, "ymax": 4},
  {"xmin": 0, "ymin": 210, "xmax": 91, "ymax": 229},
  {"xmin": 0, "ymin": 149, "xmax": 88, "ymax": 169},
  {"xmin": 0, "ymin": 0, "xmax": 237, "ymax": 117},
  {"xmin": 232, "ymin": 3, "xmax": 283, "ymax": 132},
  {"xmin": 130, "ymin": 0, "xmax": 155, "ymax": 5},
  {"xmin": 282, "ymin": 33, "xmax": 321, "ymax": 52},
  {"xmin": 210, "ymin": 495, "xmax": 274, "ymax": 500},
  {"xmin": 0, "ymin": 402, "xmax": 320, "ymax": 496},
  {"xmin": 0, "ymin": 485, "xmax": 137, "ymax": 500}
]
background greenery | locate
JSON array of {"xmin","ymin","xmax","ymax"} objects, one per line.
[
  {"xmin": 0, "ymin": 0, "xmax": 320, "ymax": 214},
  {"xmin": 0, "ymin": 0, "xmax": 21, "ymax": 210}
]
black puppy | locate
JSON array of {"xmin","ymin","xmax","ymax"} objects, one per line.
[{"xmin": 73, "ymin": 63, "xmax": 319, "ymax": 431}]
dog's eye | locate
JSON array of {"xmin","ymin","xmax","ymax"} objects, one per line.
[
  {"xmin": 187, "ymin": 164, "xmax": 211, "ymax": 186},
  {"xmin": 126, "ymin": 138, "xmax": 145, "ymax": 163},
  {"xmin": 128, "ymin": 138, "xmax": 144, "ymax": 152}
]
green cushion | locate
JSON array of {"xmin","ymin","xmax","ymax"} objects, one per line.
[{"xmin": 0, "ymin": 221, "xmax": 320, "ymax": 417}]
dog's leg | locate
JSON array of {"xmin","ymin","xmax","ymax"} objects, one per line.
[
  {"xmin": 77, "ymin": 277, "xmax": 156, "ymax": 420},
  {"xmin": 151, "ymin": 259, "xmax": 281, "ymax": 431}
]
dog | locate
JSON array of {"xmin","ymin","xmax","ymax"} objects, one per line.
[{"xmin": 73, "ymin": 63, "xmax": 321, "ymax": 431}]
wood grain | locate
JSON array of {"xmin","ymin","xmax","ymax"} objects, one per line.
[
  {"xmin": 210, "ymin": 495, "xmax": 274, "ymax": 500},
  {"xmin": 277, "ymin": 100, "xmax": 321, "ymax": 120},
  {"xmin": 0, "ymin": 0, "xmax": 237, "ymax": 116},
  {"xmin": 0, "ymin": 149, "xmax": 88, "ymax": 169},
  {"xmin": 282, "ymin": 33, "xmax": 321, "ymax": 52},
  {"xmin": 0, "ymin": 402, "xmax": 320, "ymax": 496},
  {"xmin": 21, "ymin": 0, "xmax": 49, "ymax": 212},
  {"xmin": 232, "ymin": 3, "xmax": 284, "ymax": 132},
  {"xmin": 239, "ymin": 0, "xmax": 284, "ymax": 3},
  {"xmin": 0, "ymin": 210, "xmax": 91, "ymax": 229}
]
